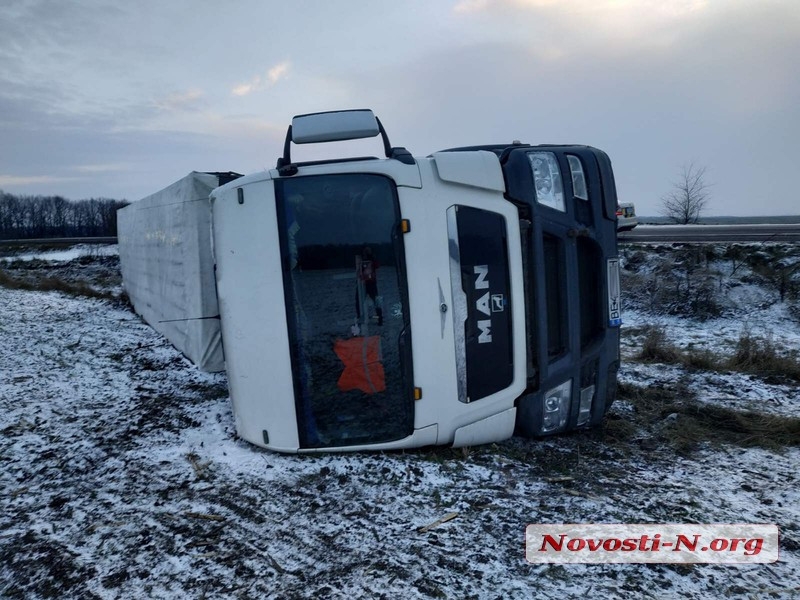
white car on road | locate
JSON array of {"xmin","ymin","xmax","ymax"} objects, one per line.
[{"xmin": 616, "ymin": 202, "xmax": 638, "ymax": 232}]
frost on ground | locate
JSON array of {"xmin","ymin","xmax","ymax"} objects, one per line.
[
  {"xmin": 1, "ymin": 246, "xmax": 799, "ymax": 599},
  {"xmin": 0, "ymin": 243, "xmax": 119, "ymax": 264}
]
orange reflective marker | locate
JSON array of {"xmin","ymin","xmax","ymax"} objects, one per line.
[{"xmin": 334, "ymin": 336, "xmax": 386, "ymax": 394}]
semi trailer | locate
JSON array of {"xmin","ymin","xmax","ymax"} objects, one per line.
[{"xmin": 119, "ymin": 109, "xmax": 621, "ymax": 453}]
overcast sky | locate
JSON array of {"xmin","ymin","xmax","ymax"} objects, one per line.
[{"xmin": 1, "ymin": 0, "xmax": 798, "ymax": 216}]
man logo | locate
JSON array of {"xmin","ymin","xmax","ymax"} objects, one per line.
[
  {"xmin": 474, "ymin": 265, "xmax": 492, "ymax": 344},
  {"xmin": 491, "ymin": 294, "xmax": 505, "ymax": 313}
]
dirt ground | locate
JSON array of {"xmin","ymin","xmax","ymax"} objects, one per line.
[{"xmin": 1, "ymin": 247, "xmax": 798, "ymax": 599}]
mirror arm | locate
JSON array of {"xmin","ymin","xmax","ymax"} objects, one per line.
[
  {"xmin": 377, "ymin": 117, "xmax": 416, "ymax": 165},
  {"xmin": 277, "ymin": 124, "xmax": 293, "ymax": 169},
  {"xmin": 375, "ymin": 117, "xmax": 393, "ymax": 158}
]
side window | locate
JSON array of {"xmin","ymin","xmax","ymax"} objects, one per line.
[{"xmin": 567, "ymin": 155, "xmax": 588, "ymax": 201}]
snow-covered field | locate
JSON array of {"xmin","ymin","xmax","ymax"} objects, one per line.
[
  {"xmin": 1, "ymin": 245, "xmax": 799, "ymax": 599},
  {"xmin": 0, "ymin": 243, "xmax": 119, "ymax": 263}
]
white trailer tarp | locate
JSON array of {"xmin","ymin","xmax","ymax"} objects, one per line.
[{"xmin": 117, "ymin": 172, "xmax": 233, "ymax": 372}]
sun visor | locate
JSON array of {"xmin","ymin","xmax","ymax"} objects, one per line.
[{"xmin": 432, "ymin": 151, "xmax": 505, "ymax": 192}]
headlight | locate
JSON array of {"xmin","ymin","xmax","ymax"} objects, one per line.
[
  {"xmin": 528, "ymin": 152, "xmax": 565, "ymax": 212},
  {"xmin": 541, "ymin": 380, "xmax": 572, "ymax": 433},
  {"xmin": 576, "ymin": 384, "xmax": 595, "ymax": 427}
]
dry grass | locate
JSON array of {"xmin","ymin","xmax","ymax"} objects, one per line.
[
  {"xmin": 681, "ymin": 349, "xmax": 720, "ymax": 370},
  {"xmin": 633, "ymin": 326, "xmax": 800, "ymax": 382},
  {"xmin": 728, "ymin": 331, "xmax": 800, "ymax": 382},
  {"xmin": 613, "ymin": 380, "xmax": 800, "ymax": 455},
  {"xmin": 600, "ymin": 412, "xmax": 639, "ymax": 445},
  {"xmin": 637, "ymin": 326, "xmax": 682, "ymax": 363},
  {"xmin": 672, "ymin": 402, "xmax": 800, "ymax": 452},
  {"xmin": 0, "ymin": 267, "xmax": 117, "ymax": 302}
]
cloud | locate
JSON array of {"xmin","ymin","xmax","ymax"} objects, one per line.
[
  {"xmin": 0, "ymin": 174, "xmax": 77, "ymax": 187},
  {"xmin": 452, "ymin": 0, "xmax": 712, "ymax": 47},
  {"xmin": 231, "ymin": 80, "xmax": 258, "ymax": 97},
  {"xmin": 72, "ymin": 163, "xmax": 132, "ymax": 174},
  {"xmin": 267, "ymin": 62, "xmax": 290, "ymax": 85},
  {"xmin": 455, "ymin": 0, "xmax": 706, "ymax": 14},
  {"xmin": 453, "ymin": 0, "xmax": 573, "ymax": 13},
  {"xmin": 453, "ymin": 0, "xmax": 491, "ymax": 13},
  {"xmin": 153, "ymin": 89, "xmax": 205, "ymax": 113},
  {"xmin": 231, "ymin": 61, "xmax": 291, "ymax": 97}
]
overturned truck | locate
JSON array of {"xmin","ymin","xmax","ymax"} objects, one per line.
[{"xmin": 118, "ymin": 109, "xmax": 621, "ymax": 453}]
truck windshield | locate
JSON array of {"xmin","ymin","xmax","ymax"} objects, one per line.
[{"xmin": 276, "ymin": 173, "xmax": 414, "ymax": 448}]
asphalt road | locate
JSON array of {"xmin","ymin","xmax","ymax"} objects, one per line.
[
  {"xmin": 619, "ymin": 224, "xmax": 800, "ymax": 243},
  {"xmin": 0, "ymin": 236, "xmax": 118, "ymax": 247}
]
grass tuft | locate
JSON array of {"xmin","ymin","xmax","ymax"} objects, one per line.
[
  {"xmin": 728, "ymin": 332, "xmax": 800, "ymax": 382},
  {"xmin": 631, "ymin": 326, "xmax": 800, "ymax": 382},
  {"xmin": 682, "ymin": 349, "xmax": 721, "ymax": 370},
  {"xmin": 614, "ymin": 380, "xmax": 800, "ymax": 454},
  {"xmin": 0, "ymin": 267, "xmax": 117, "ymax": 302},
  {"xmin": 637, "ymin": 326, "xmax": 682, "ymax": 363}
]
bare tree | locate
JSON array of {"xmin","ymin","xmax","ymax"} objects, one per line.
[{"xmin": 661, "ymin": 162, "xmax": 712, "ymax": 224}]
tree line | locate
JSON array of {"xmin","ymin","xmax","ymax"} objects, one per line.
[{"xmin": 0, "ymin": 190, "xmax": 128, "ymax": 240}]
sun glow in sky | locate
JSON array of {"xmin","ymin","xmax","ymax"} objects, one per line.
[{"xmin": 0, "ymin": 0, "xmax": 798, "ymax": 215}]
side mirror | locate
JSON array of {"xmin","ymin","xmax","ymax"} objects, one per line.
[
  {"xmin": 277, "ymin": 109, "xmax": 414, "ymax": 172},
  {"xmin": 292, "ymin": 109, "xmax": 379, "ymax": 144}
]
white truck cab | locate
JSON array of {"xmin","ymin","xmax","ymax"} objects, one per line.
[{"xmin": 209, "ymin": 110, "xmax": 621, "ymax": 453}]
